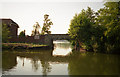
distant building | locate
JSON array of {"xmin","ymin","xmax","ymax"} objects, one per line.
[{"xmin": 0, "ymin": 19, "xmax": 19, "ymax": 37}]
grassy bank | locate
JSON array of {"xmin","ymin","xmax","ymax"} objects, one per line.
[{"xmin": 2, "ymin": 43, "xmax": 51, "ymax": 50}]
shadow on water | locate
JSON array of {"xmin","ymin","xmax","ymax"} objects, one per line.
[
  {"xmin": 2, "ymin": 51, "xmax": 17, "ymax": 71},
  {"xmin": 68, "ymin": 52, "xmax": 120, "ymax": 75},
  {"xmin": 2, "ymin": 41, "xmax": 120, "ymax": 75}
]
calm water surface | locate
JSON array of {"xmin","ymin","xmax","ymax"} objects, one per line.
[{"xmin": 2, "ymin": 40, "xmax": 120, "ymax": 75}]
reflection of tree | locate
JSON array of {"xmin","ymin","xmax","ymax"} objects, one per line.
[
  {"xmin": 41, "ymin": 61, "xmax": 51, "ymax": 75},
  {"xmin": 68, "ymin": 52, "xmax": 120, "ymax": 75},
  {"xmin": 31, "ymin": 57, "xmax": 40, "ymax": 72},
  {"xmin": 2, "ymin": 51, "xmax": 17, "ymax": 72},
  {"xmin": 2, "ymin": 49, "xmax": 53, "ymax": 75},
  {"xmin": 22, "ymin": 59, "xmax": 24, "ymax": 66}
]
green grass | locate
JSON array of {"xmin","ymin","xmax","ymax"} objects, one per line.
[{"xmin": 2, "ymin": 43, "xmax": 48, "ymax": 49}]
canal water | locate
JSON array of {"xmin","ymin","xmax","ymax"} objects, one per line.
[{"xmin": 2, "ymin": 40, "xmax": 120, "ymax": 75}]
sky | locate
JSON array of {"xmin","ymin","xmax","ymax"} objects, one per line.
[{"xmin": 0, "ymin": 0, "xmax": 106, "ymax": 35}]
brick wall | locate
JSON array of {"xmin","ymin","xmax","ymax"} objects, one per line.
[
  {"xmin": 9, "ymin": 25, "xmax": 18, "ymax": 37},
  {"xmin": 9, "ymin": 34, "xmax": 70, "ymax": 46},
  {"xmin": 9, "ymin": 35, "xmax": 45, "ymax": 44},
  {"xmin": 1, "ymin": 19, "xmax": 19, "ymax": 37}
]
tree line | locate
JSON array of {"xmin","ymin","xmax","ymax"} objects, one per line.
[
  {"xmin": 68, "ymin": 2, "xmax": 120, "ymax": 53},
  {"xmin": 2, "ymin": 14, "xmax": 53, "ymax": 42},
  {"xmin": 19, "ymin": 14, "xmax": 53, "ymax": 37},
  {"xmin": 31, "ymin": 14, "xmax": 53, "ymax": 36}
]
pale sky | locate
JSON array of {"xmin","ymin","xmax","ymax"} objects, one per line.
[{"xmin": 0, "ymin": 0, "xmax": 105, "ymax": 35}]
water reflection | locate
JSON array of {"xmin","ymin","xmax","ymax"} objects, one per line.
[
  {"xmin": 68, "ymin": 52, "xmax": 120, "ymax": 75},
  {"xmin": 53, "ymin": 40, "xmax": 72, "ymax": 56},
  {"xmin": 2, "ymin": 51, "xmax": 17, "ymax": 73},
  {"xmin": 2, "ymin": 40, "xmax": 120, "ymax": 75},
  {"xmin": 31, "ymin": 58, "xmax": 40, "ymax": 72},
  {"xmin": 41, "ymin": 61, "xmax": 51, "ymax": 75}
]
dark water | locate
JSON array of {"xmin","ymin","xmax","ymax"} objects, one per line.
[{"xmin": 2, "ymin": 40, "xmax": 120, "ymax": 75}]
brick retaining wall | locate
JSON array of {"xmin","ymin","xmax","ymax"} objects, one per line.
[{"xmin": 9, "ymin": 35, "xmax": 45, "ymax": 44}]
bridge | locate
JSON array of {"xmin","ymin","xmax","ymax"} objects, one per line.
[
  {"xmin": 44, "ymin": 34, "xmax": 70, "ymax": 47},
  {"xmin": 9, "ymin": 34, "xmax": 70, "ymax": 47},
  {"xmin": 48, "ymin": 34, "xmax": 70, "ymax": 40}
]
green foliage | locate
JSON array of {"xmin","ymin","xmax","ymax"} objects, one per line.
[
  {"xmin": 41, "ymin": 14, "xmax": 53, "ymax": 35},
  {"xmin": 2, "ymin": 43, "xmax": 47, "ymax": 49},
  {"xmin": 31, "ymin": 22, "xmax": 40, "ymax": 36},
  {"xmin": 68, "ymin": 7, "xmax": 96, "ymax": 51},
  {"xmin": 96, "ymin": 2, "xmax": 120, "ymax": 52},
  {"xmin": 0, "ymin": 24, "xmax": 2, "ymax": 43},
  {"xmin": 2, "ymin": 24, "xmax": 11, "ymax": 43},
  {"xmin": 19, "ymin": 30, "xmax": 25, "ymax": 37},
  {"xmin": 69, "ymin": 2, "xmax": 120, "ymax": 53}
]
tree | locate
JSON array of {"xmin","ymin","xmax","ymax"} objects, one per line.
[
  {"xmin": 69, "ymin": 2, "xmax": 120, "ymax": 53},
  {"xmin": 41, "ymin": 14, "xmax": 53, "ymax": 35},
  {"xmin": 68, "ymin": 7, "xmax": 106, "ymax": 52},
  {"xmin": 19, "ymin": 30, "xmax": 25, "ymax": 37},
  {"xmin": 86, "ymin": 7, "xmax": 95, "ymax": 23},
  {"xmin": 96, "ymin": 2, "xmax": 120, "ymax": 52},
  {"xmin": 2, "ymin": 24, "xmax": 10, "ymax": 43},
  {"xmin": 31, "ymin": 22, "xmax": 41, "ymax": 36},
  {"xmin": 68, "ymin": 8, "xmax": 94, "ymax": 51}
]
